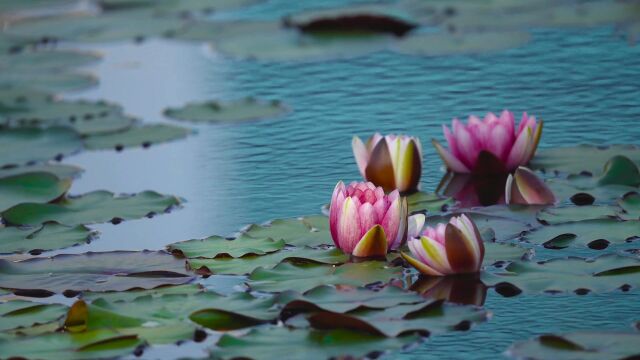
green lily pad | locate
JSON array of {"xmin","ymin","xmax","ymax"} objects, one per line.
[
  {"xmin": 100, "ymin": 0, "xmax": 260, "ymax": 14},
  {"xmin": 546, "ymin": 175, "xmax": 636, "ymax": 205},
  {"xmin": 0, "ymin": 251, "xmax": 194, "ymax": 294},
  {"xmin": 2, "ymin": 99, "xmax": 136, "ymax": 136},
  {"xmin": 536, "ymin": 205, "xmax": 619, "ymax": 225},
  {"xmin": 522, "ymin": 219, "xmax": 640, "ymax": 250},
  {"xmin": 0, "ymin": 300, "xmax": 67, "ymax": 332},
  {"xmin": 0, "ymin": 71, "xmax": 98, "ymax": 92},
  {"xmin": 0, "ymin": 50, "xmax": 100, "ymax": 72},
  {"xmin": 81, "ymin": 284, "xmax": 204, "ymax": 303},
  {"xmin": 187, "ymin": 247, "xmax": 348, "ymax": 276},
  {"xmin": 307, "ymin": 300, "xmax": 488, "ymax": 337},
  {"xmin": 0, "ymin": 127, "xmax": 83, "ymax": 167},
  {"xmin": 83, "ymin": 124, "xmax": 191, "ymax": 151},
  {"xmin": 0, "ymin": 172, "xmax": 71, "ymax": 212},
  {"xmin": 247, "ymin": 261, "xmax": 402, "ymax": 293},
  {"xmin": 407, "ymin": 192, "xmax": 454, "ymax": 213},
  {"xmin": 618, "ymin": 192, "xmax": 640, "ymax": 220},
  {"xmin": 188, "ymin": 292, "xmax": 283, "ymax": 330},
  {"xmin": 6, "ymin": 11, "xmax": 188, "ymax": 43},
  {"xmin": 168, "ymin": 235, "xmax": 285, "ymax": 258},
  {"xmin": 1, "ymin": 190, "xmax": 181, "ymax": 226},
  {"xmin": 0, "ymin": 87, "xmax": 53, "ymax": 111},
  {"xmin": 507, "ymin": 331, "xmax": 640, "ymax": 360},
  {"xmin": 483, "ymin": 242, "xmax": 530, "ymax": 265},
  {"xmin": 0, "ymin": 222, "xmax": 95, "ymax": 255},
  {"xmin": 242, "ymin": 215, "xmax": 333, "ymax": 247},
  {"xmin": 482, "ymin": 254, "xmax": 640, "ymax": 294},
  {"xmin": 0, "ymin": 163, "xmax": 83, "ymax": 180},
  {"xmin": 214, "ymin": 326, "xmax": 421, "ymax": 360},
  {"xmin": 164, "ymin": 98, "xmax": 288, "ymax": 124},
  {"xmin": 283, "ymin": 285, "xmax": 424, "ymax": 314},
  {"xmin": 394, "ymin": 31, "xmax": 531, "ymax": 56},
  {"xmin": 530, "ymin": 145, "xmax": 640, "ymax": 176}
]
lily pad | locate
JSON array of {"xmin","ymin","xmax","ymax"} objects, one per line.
[
  {"xmin": 81, "ymin": 284, "xmax": 204, "ymax": 303},
  {"xmin": 0, "ymin": 172, "xmax": 71, "ymax": 212},
  {"xmin": 167, "ymin": 235, "xmax": 285, "ymax": 258},
  {"xmin": 407, "ymin": 192, "xmax": 454, "ymax": 213},
  {"xmin": 187, "ymin": 247, "xmax": 348, "ymax": 276},
  {"xmin": 0, "ymin": 300, "xmax": 67, "ymax": 332},
  {"xmin": 536, "ymin": 205, "xmax": 619, "ymax": 225},
  {"xmin": 0, "ymin": 163, "xmax": 83, "ymax": 180},
  {"xmin": 83, "ymin": 124, "xmax": 191, "ymax": 151},
  {"xmin": 188, "ymin": 292, "xmax": 283, "ymax": 330},
  {"xmin": 0, "ymin": 50, "xmax": 100, "ymax": 72},
  {"xmin": 1, "ymin": 190, "xmax": 181, "ymax": 226},
  {"xmin": 0, "ymin": 87, "xmax": 52, "ymax": 111},
  {"xmin": 100, "ymin": 0, "xmax": 261, "ymax": 14},
  {"xmin": 618, "ymin": 192, "xmax": 640, "ymax": 220},
  {"xmin": 6, "ymin": 11, "xmax": 188, "ymax": 43},
  {"xmin": 0, "ymin": 127, "xmax": 83, "ymax": 167},
  {"xmin": 0, "ymin": 71, "xmax": 98, "ymax": 92},
  {"xmin": 242, "ymin": 216, "xmax": 333, "ymax": 247},
  {"xmin": 394, "ymin": 31, "xmax": 531, "ymax": 56},
  {"xmin": 164, "ymin": 98, "xmax": 288, "ymax": 124},
  {"xmin": 530, "ymin": 145, "xmax": 640, "ymax": 176},
  {"xmin": 546, "ymin": 175, "xmax": 636, "ymax": 205},
  {"xmin": 522, "ymin": 219, "xmax": 640, "ymax": 250},
  {"xmin": 0, "ymin": 251, "xmax": 194, "ymax": 294},
  {"xmin": 214, "ymin": 326, "xmax": 421, "ymax": 360},
  {"xmin": 282, "ymin": 285, "xmax": 424, "ymax": 314},
  {"xmin": 0, "ymin": 222, "xmax": 95, "ymax": 255},
  {"xmin": 483, "ymin": 242, "xmax": 530, "ymax": 265},
  {"xmin": 307, "ymin": 299, "xmax": 488, "ymax": 337},
  {"xmin": 482, "ymin": 254, "xmax": 640, "ymax": 294},
  {"xmin": 247, "ymin": 261, "xmax": 402, "ymax": 293},
  {"xmin": 507, "ymin": 331, "xmax": 640, "ymax": 360}
]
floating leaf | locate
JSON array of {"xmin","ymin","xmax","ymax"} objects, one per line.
[
  {"xmin": 0, "ymin": 127, "xmax": 83, "ymax": 167},
  {"xmin": 283, "ymin": 285, "xmax": 424, "ymax": 314},
  {"xmin": 83, "ymin": 124, "xmax": 191, "ymax": 151},
  {"xmin": 530, "ymin": 145, "xmax": 640, "ymax": 176},
  {"xmin": 0, "ymin": 71, "xmax": 97, "ymax": 92},
  {"xmin": 618, "ymin": 192, "xmax": 640, "ymax": 220},
  {"xmin": 394, "ymin": 31, "xmax": 531, "ymax": 56},
  {"xmin": 187, "ymin": 247, "xmax": 348, "ymax": 276},
  {"xmin": 482, "ymin": 254, "xmax": 640, "ymax": 295},
  {"xmin": 407, "ymin": 192, "xmax": 454, "ymax": 213},
  {"xmin": 81, "ymin": 284, "xmax": 204, "ymax": 303},
  {"xmin": 0, "ymin": 222, "xmax": 95, "ymax": 255},
  {"xmin": 100, "ymin": 0, "xmax": 261, "ymax": 14},
  {"xmin": 1, "ymin": 190, "xmax": 181, "ymax": 226},
  {"xmin": 522, "ymin": 219, "xmax": 640, "ymax": 250},
  {"xmin": 0, "ymin": 172, "xmax": 71, "ymax": 212},
  {"xmin": 168, "ymin": 235, "xmax": 285, "ymax": 258},
  {"xmin": 0, "ymin": 50, "xmax": 100, "ymax": 72},
  {"xmin": 242, "ymin": 216, "xmax": 333, "ymax": 247},
  {"xmin": 214, "ymin": 326, "xmax": 421, "ymax": 360},
  {"xmin": 408, "ymin": 274, "xmax": 487, "ymax": 306},
  {"xmin": 546, "ymin": 175, "xmax": 636, "ymax": 205},
  {"xmin": 425, "ymin": 212, "xmax": 531, "ymax": 242},
  {"xmin": 188, "ymin": 292, "xmax": 282, "ymax": 330},
  {"xmin": 247, "ymin": 261, "xmax": 402, "ymax": 293},
  {"xmin": 483, "ymin": 242, "xmax": 529, "ymax": 265},
  {"xmin": 0, "ymin": 251, "xmax": 194, "ymax": 294},
  {"xmin": 536, "ymin": 205, "xmax": 619, "ymax": 225},
  {"xmin": 307, "ymin": 300, "xmax": 488, "ymax": 337},
  {"xmin": 164, "ymin": 98, "xmax": 288, "ymax": 124},
  {"xmin": 0, "ymin": 300, "xmax": 67, "ymax": 332},
  {"xmin": 507, "ymin": 331, "xmax": 640, "ymax": 360},
  {"xmin": 0, "ymin": 163, "xmax": 83, "ymax": 180}
]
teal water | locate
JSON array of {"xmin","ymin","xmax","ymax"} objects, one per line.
[{"xmin": 47, "ymin": 3, "xmax": 640, "ymax": 359}]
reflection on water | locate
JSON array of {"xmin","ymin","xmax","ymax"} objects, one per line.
[
  {"xmin": 409, "ymin": 274, "xmax": 487, "ymax": 306},
  {"xmin": 437, "ymin": 172, "xmax": 508, "ymax": 207},
  {"xmin": 51, "ymin": 4, "xmax": 640, "ymax": 358}
]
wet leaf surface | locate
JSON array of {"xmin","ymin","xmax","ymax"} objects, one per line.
[
  {"xmin": 0, "ymin": 163, "xmax": 83, "ymax": 181},
  {"xmin": 164, "ymin": 98, "xmax": 288, "ymax": 124},
  {"xmin": 0, "ymin": 172, "xmax": 71, "ymax": 212},
  {"xmin": 0, "ymin": 127, "xmax": 83, "ymax": 168},
  {"xmin": 0, "ymin": 300, "xmax": 67, "ymax": 332},
  {"xmin": 242, "ymin": 216, "xmax": 334, "ymax": 247},
  {"xmin": 536, "ymin": 205, "xmax": 619, "ymax": 225},
  {"xmin": 618, "ymin": 192, "xmax": 640, "ymax": 220},
  {"xmin": 522, "ymin": 219, "xmax": 640, "ymax": 250},
  {"xmin": 0, "ymin": 222, "xmax": 95, "ymax": 255},
  {"xmin": 168, "ymin": 234, "xmax": 285, "ymax": 258},
  {"xmin": 1, "ymin": 190, "xmax": 181, "ymax": 226},
  {"xmin": 83, "ymin": 124, "xmax": 191, "ymax": 150},
  {"xmin": 531, "ymin": 145, "xmax": 640, "ymax": 176}
]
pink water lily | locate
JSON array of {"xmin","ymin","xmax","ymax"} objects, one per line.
[
  {"xmin": 329, "ymin": 181, "xmax": 408, "ymax": 257},
  {"xmin": 402, "ymin": 214, "xmax": 484, "ymax": 276},
  {"xmin": 432, "ymin": 110, "xmax": 543, "ymax": 174},
  {"xmin": 352, "ymin": 133, "xmax": 422, "ymax": 193},
  {"xmin": 505, "ymin": 167, "xmax": 556, "ymax": 205}
]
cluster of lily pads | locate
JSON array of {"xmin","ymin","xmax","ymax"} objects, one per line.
[{"xmin": 1, "ymin": 0, "xmax": 640, "ymax": 359}]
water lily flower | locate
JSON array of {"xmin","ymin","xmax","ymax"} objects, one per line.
[
  {"xmin": 402, "ymin": 214, "xmax": 484, "ymax": 276},
  {"xmin": 432, "ymin": 110, "xmax": 543, "ymax": 174},
  {"xmin": 505, "ymin": 166, "xmax": 556, "ymax": 205},
  {"xmin": 329, "ymin": 181, "xmax": 408, "ymax": 257},
  {"xmin": 352, "ymin": 133, "xmax": 422, "ymax": 193}
]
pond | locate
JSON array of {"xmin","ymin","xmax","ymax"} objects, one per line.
[{"xmin": 1, "ymin": 0, "xmax": 640, "ymax": 359}]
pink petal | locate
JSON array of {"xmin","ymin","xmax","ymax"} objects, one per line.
[
  {"xmin": 358, "ymin": 202, "xmax": 379, "ymax": 238},
  {"xmin": 453, "ymin": 119, "xmax": 480, "ymax": 168},
  {"xmin": 352, "ymin": 136, "xmax": 369, "ymax": 179},
  {"xmin": 381, "ymin": 196, "xmax": 401, "ymax": 249},
  {"xmin": 329, "ymin": 181, "xmax": 345, "ymax": 247},
  {"xmin": 432, "ymin": 139, "xmax": 471, "ymax": 173},
  {"xmin": 505, "ymin": 126, "xmax": 533, "ymax": 171},
  {"xmin": 408, "ymin": 214, "xmax": 425, "ymax": 239},
  {"xmin": 513, "ymin": 167, "xmax": 556, "ymax": 205},
  {"xmin": 337, "ymin": 197, "xmax": 362, "ymax": 253}
]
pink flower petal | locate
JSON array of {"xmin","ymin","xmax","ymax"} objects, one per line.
[
  {"xmin": 337, "ymin": 197, "xmax": 362, "ymax": 253},
  {"xmin": 432, "ymin": 139, "xmax": 471, "ymax": 173},
  {"xmin": 352, "ymin": 136, "xmax": 369, "ymax": 179},
  {"xmin": 408, "ymin": 214, "xmax": 425, "ymax": 239}
]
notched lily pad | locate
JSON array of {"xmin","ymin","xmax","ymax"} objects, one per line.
[
  {"xmin": 0, "ymin": 250, "xmax": 194, "ymax": 294},
  {"xmin": 531, "ymin": 145, "xmax": 640, "ymax": 176},
  {"xmin": 0, "ymin": 222, "xmax": 95, "ymax": 255},
  {"xmin": 0, "ymin": 171, "xmax": 71, "ymax": 212},
  {"xmin": 1, "ymin": 190, "xmax": 182, "ymax": 226},
  {"xmin": 0, "ymin": 127, "xmax": 83, "ymax": 168},
  {"xmin": 407, "ymin": 192, "xmax": 454, "ymax": 213},
  {"xmin": 0, "ymin": 163, "xmax": 83, "ymax": 181},
  {"xmin": 167, "ymin": 235, "xmax": 285, "ymax": 258},
  {"xmin": 507, "ymin": 331, "xmax": 640, "ymax": 360},
  {"xmin": 483, "ymin": 254, "xmax": 640, "ymax": 295},
  {"xmin": 536, "ymin": 205, "xmax": 619, "ymax": 225},
  {"xmin": 618, "ymin": 192, "xmax": 640, "ymax": 220},
  {"xmin": 0, "ymin": 300, "xmax": 67, "ymax": 332},
  {"xmin": 83, "ymin": 124, "xmax": 191, "ymax": 151},
  {"xmin": 164, "ymin": 98, "xmax": 288, "ymax": 124},
  {"xmin": 242, "ymin": 215, "xmax": 333, "ymax": 247}
]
